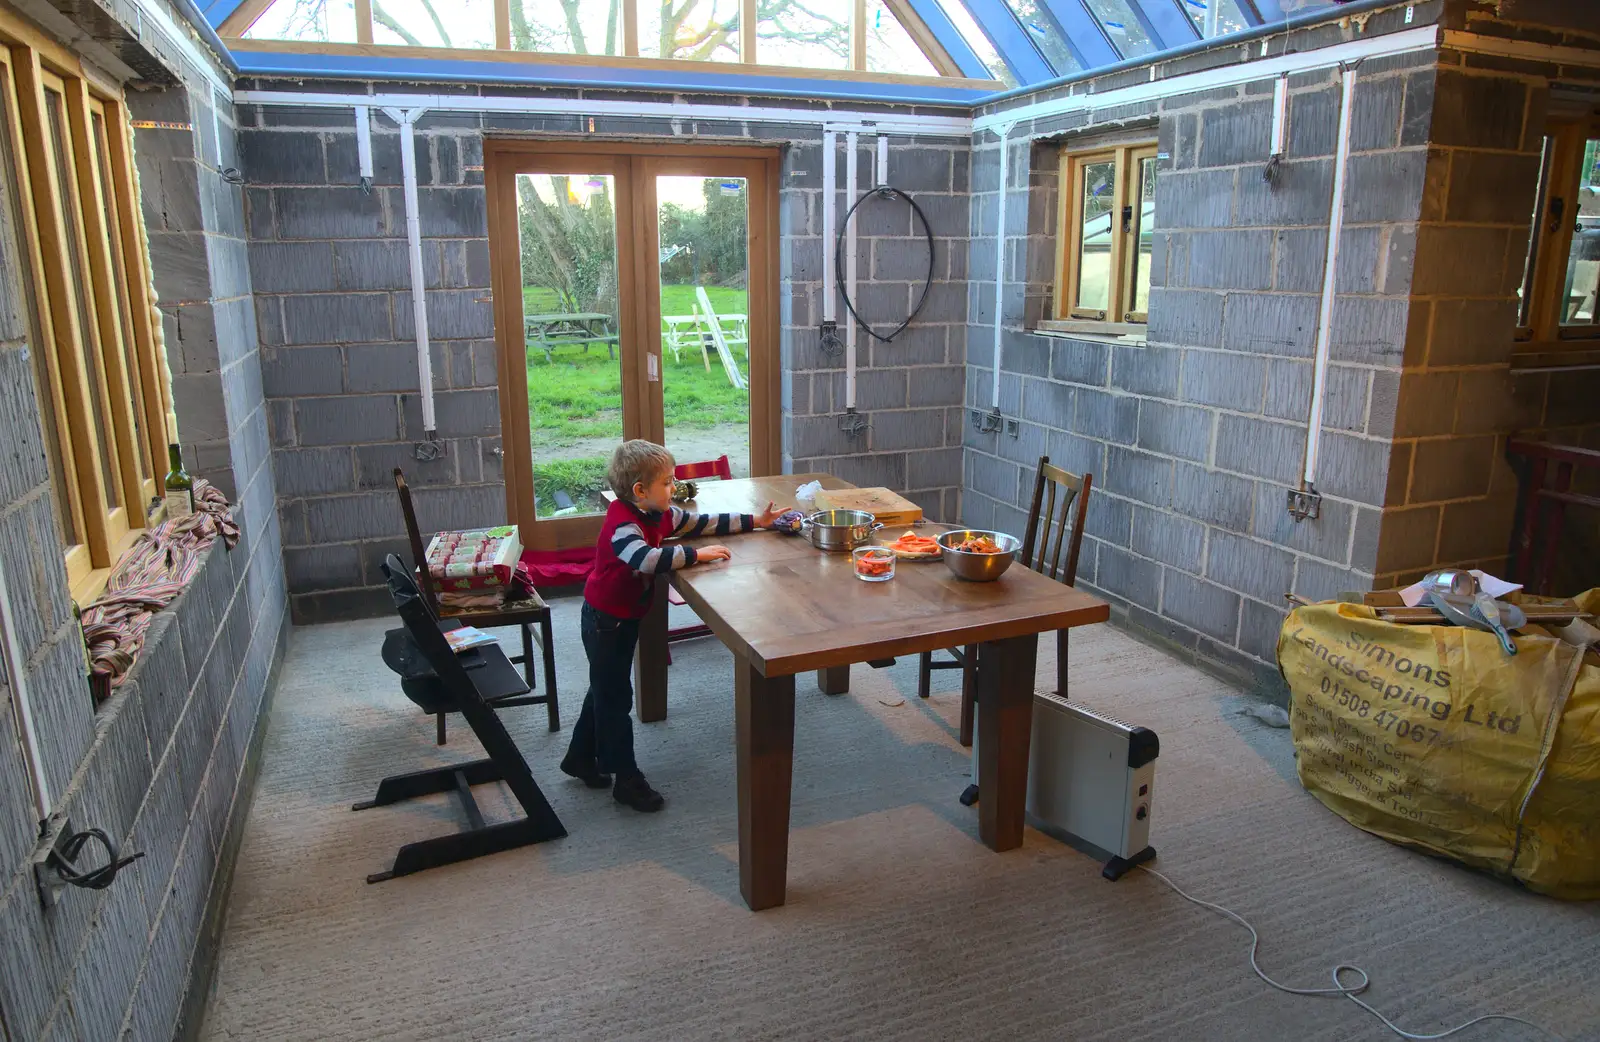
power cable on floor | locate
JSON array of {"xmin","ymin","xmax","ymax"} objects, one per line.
[{"xmin": 1138, "ymin": 865, "xmax": 1563, "ymax": 1041}]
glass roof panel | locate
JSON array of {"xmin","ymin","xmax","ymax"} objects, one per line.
[
  {"xmin": 1182, "ymin": 0, "xmax": 1251, "ymax": 39},
  {"xmin": 510, "ymin": 0, "xmax": 623, "ymax": 55},
  {"xmin": 866, "ymin": 0, "xmax": 936, "ymax": 76},
  {"xmin": 243, "ymin": 0, "xmax": 357, "ymax": 42},
  {"xmin": 373, "ymin": 0, "xmax": 495, "ymax": 49},
  {"xmin": 932, "ymin": 0, "xmax": 1015, "ymax": 87},
  {"xmin": 756, "ymin": 6, "xmax": 851, "ymax": 70},
  {"xmin": 638, "ymin": 0, "xmax": 740, "ymax": 61},
  {"xmin": 1083, "ymin": 0, "xmax": 1156, "ymax": 59},
  {"xmin": 1002, "ymin": 1, "xmax": 1083, "ymax": 77}
]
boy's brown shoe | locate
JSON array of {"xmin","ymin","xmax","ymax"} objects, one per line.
[{"xmin": 613, "ymin": 773, "xmax": 665, "ymax": 813}]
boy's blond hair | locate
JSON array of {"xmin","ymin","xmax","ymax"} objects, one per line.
[{"xmin": 608, "ymin": 440, "xmax": 675, "ymax": 503}]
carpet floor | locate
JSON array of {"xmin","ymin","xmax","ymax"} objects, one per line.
[{"xmin": 199, "ymin": 598, "xmax": 1600, "ymax": 1042}]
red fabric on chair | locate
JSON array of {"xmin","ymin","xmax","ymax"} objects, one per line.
[
  {"xmin": 520, "ymin": 546, "xmax": 595, "ymax": 588},
  {"xmin": 675, "ymin": 455, "xmax": 732, "ymax": 481}
]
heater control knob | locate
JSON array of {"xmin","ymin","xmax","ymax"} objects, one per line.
[{"xmin": 1135, "ymin": 805, "xmax": 1148, "ymax": 821}]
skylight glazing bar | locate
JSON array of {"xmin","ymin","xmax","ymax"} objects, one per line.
[
  {"xmin": 961, "ymin": 0, "xmax": 1056, "ymax": 84},
  {"xmin": 1040, "ymin": 0, "xmax": 1121, "ymax": 67},
  {"xmin": 1125, "ymin": 0, "xmax": 1200, "ymax": 49}
]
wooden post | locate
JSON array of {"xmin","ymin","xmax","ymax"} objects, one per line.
[{"xmin": 736, "ymin": 659, "xmax": 795, "ymax": 910}]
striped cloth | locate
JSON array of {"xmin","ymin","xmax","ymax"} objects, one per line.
[{"xmin": 81, "ymin": 479, "xmax": 239, "ymax": 700}]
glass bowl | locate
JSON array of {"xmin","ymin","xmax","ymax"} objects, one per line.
[{"xmin": 852, "ymin": 546, "xmax": 896, "ymax": 582}]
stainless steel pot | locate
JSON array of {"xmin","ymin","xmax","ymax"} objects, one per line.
[{"xmin": 804, "ymin": 509, "xmax": 883, "ymax": 552}]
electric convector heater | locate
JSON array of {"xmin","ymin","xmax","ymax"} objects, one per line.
[{"xmin": 969, "ymin": 692, "xmax": 1159, "ymax": 880}]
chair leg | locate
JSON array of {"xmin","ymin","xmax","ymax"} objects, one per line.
[
  {"xmin": 540, "ymin": 611, "xmax": 560, "ymax": 732},
  {"xmin": 520, "ymin": 621, "xmax": 536, "ymax": 690},
  {"xmin": 917, "ymin": 651, "xmax": 932, "ymax": 699},
  {"xmin": 1056, "ymin": 628, "xmax": 1069, "ymax": 700},
  {"xmin": 958, "ymin": 645, "xmax": 976, "ymax": 747},
  {"xmin": 436, "ymin": 713, "xmax": 447, "ymax": 746}
]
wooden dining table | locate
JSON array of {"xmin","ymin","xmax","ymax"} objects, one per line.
[{"xmin": 634, "ymin": 474, "xmax": 1110, "ymax": 910}]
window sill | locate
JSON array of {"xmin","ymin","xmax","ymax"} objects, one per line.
[
  {"xmin": 1510, "ymin": 343, "xmax": 1600, "ymax": 373},
  {"xmin": 70, "ymin": 502, "xmax": 168, "ymax": 610},
  {"xmin": 1030, "ymin": 319, "xmax": 1148, "ymax": 344}
]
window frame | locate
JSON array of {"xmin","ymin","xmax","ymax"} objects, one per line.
[
  {"xmin": 0, "ymin": 12, "xmax": 172, "ymax": 602},
  {"xmin": 1052, "ymin": 142, "xmax": 1158, "ymax": 331},
  {"xmin": 1516, "ymin": 106, "xmax": 1600, "ymax": 363}
]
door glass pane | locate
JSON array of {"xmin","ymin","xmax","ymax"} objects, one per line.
[
  {"xmin": 244, "ymin": 0, "xmax": 358, "ymax": 42},
  {"xmin": 639, "ymin": 0, "xmax": 739, "ymax": 61},
  {"xmin": 1075, "ymin": 159, "xmax": 1116, "ymax": 314},
  {"xmin": 865, "ymin": 0, "xmax": 936, "ymax": 76},
  {"xmin": 374, "ymin": 0, "xmax": 496, "ymax": 48},
  {"xmin": 0, "ymin": 78, "xmax": 77, "ymax": 544},
  {"xmin": 90, "ymin": 111, "xmax": 147, "ymax": 488},
  {"xmin": 45, "ymin": 88, "xmax": 119, "ymax": 511},
  {"xmin": 509, "ymin": 0, "xmax": 622, "ymax": 54},
  {"xmin": 756, "ymin": 7, "xmax": 849, "ymax": 69},
  {"xmin": 658, "ymin": 175, "xmax": 750, "ymax": 478},
  {"xmin": 519, "ymin": 173, "xmax": 621, "ymax": 519},
  {"xmin": 1560, "ymin": 137, "xmax": 1600, "ymax": 327},
  {"xmin": 1129, "ymin": 155, "xmax": 1156, "ymax": 317}
]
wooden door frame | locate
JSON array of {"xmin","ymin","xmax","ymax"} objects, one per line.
[{"xmin": 485, "ymin": 139, "xmax": 782, "ymax": 551}]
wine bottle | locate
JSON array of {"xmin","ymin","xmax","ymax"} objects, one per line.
[{"xmin": 163, "ymin": 443, "xmax": 194, "ymax": 519}]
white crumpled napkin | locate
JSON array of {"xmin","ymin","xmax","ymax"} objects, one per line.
[
  {"xmin": 794, "ymin": 480, "xmax": 822, "ymax": 505},
  {"xmin": 1399, "ymin": 569, "xmax": 1522, "ymax": 608}
]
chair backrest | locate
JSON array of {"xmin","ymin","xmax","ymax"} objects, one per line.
[
  {"xmin": 393, "ymin": 468, "xmax": 440, "ymax": 613},
  {"xmin": 1019, "ymin": 455, "xmax": 1093, "ymax": 587},
  {"xmin": 675, "ymin": 455, "xmax": 732, "ymax": 481},
  {"xmin": 379, "ymin": 553, "xmax": 461, "ymax": 678}
]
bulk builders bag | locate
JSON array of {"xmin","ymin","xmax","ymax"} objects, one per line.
[{"xmin": 1278, "ymin": 590, "xmax": 1600, "ymax": 899}]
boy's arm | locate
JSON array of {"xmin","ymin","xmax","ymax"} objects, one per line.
[
  {"xmin": 612, "ymin": 521, "xmax": 698, "ymax": 574},
  {"xmin": 668, "ymin": 505, "xmax": 756, "ymax": 539}
]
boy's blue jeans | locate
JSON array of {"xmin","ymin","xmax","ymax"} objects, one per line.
[{"xmin": 564, "ymin": 601, "xmax": 641, "ymax": 778}]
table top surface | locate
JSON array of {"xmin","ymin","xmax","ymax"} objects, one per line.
[{"xmin": 668, "ymin": 474, "xmax": 1110, "ymax": 676}]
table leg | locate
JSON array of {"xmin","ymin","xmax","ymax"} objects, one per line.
[
  {"xmin": 816, "ymin": 664, "xmax": 849, "ymax": 695},
  {"xmin": 736, "ymin": 659, "xmax": 796, "ymax": 911},
  {"xmin": 976, "ymin": 633, "xmax": 1039, "ymax": 852},
  {"xmin": 636, "ymin": 581, "xmax": 669, "ymax": 723}
]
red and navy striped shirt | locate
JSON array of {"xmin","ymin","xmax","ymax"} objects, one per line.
[{"xmin": 584, "ymin": 498, "xmax": 754, "ymax": 619}]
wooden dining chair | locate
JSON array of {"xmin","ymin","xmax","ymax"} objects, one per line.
[
  {"xmin": 665, "ymin": 454, "xmax": 735, "ymax": 652},
  {"xmin": 394, "ymin": 468, "xmax": 559, "ymax": 743},
  {"xmin": 918, "ymin": 455, "xmax": 1093, "ymax": 746}
]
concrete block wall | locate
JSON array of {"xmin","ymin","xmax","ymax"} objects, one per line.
[
  {"xmin": 782, "ymin": 133, "xmax": 970, "ymax": 519},
  {"xmin": 0, "ymin": 12, "xmax": 288, "ymax": 1042},
  {"xmin": 1375, "ymin": 30, "xmax": 1600, "ymax": 592},
  {"xmin": 961, "ymin": 15, "xmax": 1434, "ymax": 691},
  {"xmin": 240, "ymin": 87, "xmax": 968, "ymax": 622}
]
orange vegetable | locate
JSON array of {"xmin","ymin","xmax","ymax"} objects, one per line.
[{"xmin": 953, "ymin": 536, "xmax": 1004, "ymax": 554}]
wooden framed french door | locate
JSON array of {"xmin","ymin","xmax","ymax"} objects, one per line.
[{"xmin": 486, "ymin": 141, "xmax": 781, "ymax": 551}]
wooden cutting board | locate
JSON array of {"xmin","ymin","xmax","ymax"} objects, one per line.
[{"xmin": 812, "ymin": 487, "xmax": 923, "ymax": 528}]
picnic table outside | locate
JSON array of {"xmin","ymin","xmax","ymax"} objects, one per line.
[{"xmin": 525, "ymin": 312, "xmax": 619, "ymax": 363}]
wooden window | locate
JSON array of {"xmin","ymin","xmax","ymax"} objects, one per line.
[
  {"xmin": 0, "ymin": 13, "xmax": 172, "ymax": 600},
  {"xmin": 1052, "ymin": 143, "xmax": 1158, "ymax": 330},
  {"xmin": 1516, "ymin": 104, "xmax": 1600, "ymax": 364}
]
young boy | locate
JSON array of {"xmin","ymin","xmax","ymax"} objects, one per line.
[{"xmin": 560, "ymin": 440, "xmax": 780, "ymax": 812}]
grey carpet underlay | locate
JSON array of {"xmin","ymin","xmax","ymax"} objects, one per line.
[{"xmin": 200, "ymin": 597, "xmax": 1600, "ymax": 1042}]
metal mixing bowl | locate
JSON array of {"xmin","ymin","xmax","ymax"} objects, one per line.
[{"xmin": 937, "ymin": 529, "xmax": 1021, "ymax": 581}]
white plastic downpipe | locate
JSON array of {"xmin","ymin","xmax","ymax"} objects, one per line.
[
  {"xmin": 991, "ymin": 122, "xmax": 1016, "ymax": 410},
  {"xmin": 383, "ymin": 106, "xmax": 437, "ymax": 438},
  {"xmin": 0, "ymin": 559, "xmax": 50, "ymax": 822},
  {"xmin": 355, "ymin": 104, "xmax": 374, "ymax": 186},
  {"xmin": 1303, "ymin": 65, "xmax": 1357, "ymax": 488},
  {"xmin": 822, "ymin": 131, "xmax": 836, "ymax": 328},
  {"xmin": 876, "ymin": 132, "xmax": 888, "ymax": 186},
  {"xmin": 845, "ymin": 130, "xmax": 859, "ymax": 411}
]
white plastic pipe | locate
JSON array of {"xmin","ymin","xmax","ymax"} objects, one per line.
[
  {"xmin": 384, "ymin": 106, "xmax": 437, "ymax": 437},
  {"xmin": 991, "ymin": 123, "xmax": 1015, "ymax": 409},
  {"xmin": 876, "ymin": 133, "xmax": 888, "ymax": 187},
  {"xmin": 845, "ymin": 130, "xmax": 859, "ymax": 410},
  {"xmin": 0, "ymin": 559, "xmax": 50, "ymax": 821},
  {"xmin": 1270, "ymin": 74, "xmax": 1288, "ymax": 156},
  {"xmin": 822, "ymin": 131, "xmax": 836, "ymax": 324},
  {"xmin": 355, "ymin": 104, "xmax": 374, "ymax": 181},
  {"xmin": 1303, "ymin": 65, "xmax": 1357, "ymax": 487}
]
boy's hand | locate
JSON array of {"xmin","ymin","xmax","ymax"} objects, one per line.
[
  {"xmin": 753, "ymin": 501, "xmax": 782, "ymax": 529},
  {"xmin": 698, "ymin": 545, "xmax": 733, "ymax": 562}
]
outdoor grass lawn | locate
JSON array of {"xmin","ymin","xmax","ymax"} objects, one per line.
[{"xmin": 522, "ymin": 284, "xmax": 750, "ymax": 445}]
